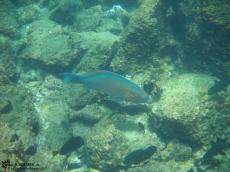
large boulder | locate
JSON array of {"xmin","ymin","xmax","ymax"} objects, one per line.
[
  {"xmin": 150, "ymin": 73, "xmax": 218, "ymax": 146},
  {"xmin": 0, "ymin": 0, "xmax": 19, "ymax": 38},
  {"xmin": 0, "ymin": 36, "xmax": 19, "ymax": 83},
  {"xmin": 25, "ymin": 75, "xmax": 72, "ymax": 152},
  {"xmin": 74, "ymin": 5, "xmax": 123, "ymax": 34},
  {"xmin": 0, "ymin": 85, "xmax": 38, "ymax": 153},
  {"xmin": 73, "ymin": 31, "xmax": 119, "ymax": 72},
  {"xmin": 22, "ymin": 19, "xmax": 83, "ymax": 72},
  {"xmin": 111, "ymin": 0, "xmax": 163, "ymax": 73}
]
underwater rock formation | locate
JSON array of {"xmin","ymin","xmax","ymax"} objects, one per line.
[
  {"xmin": 0, "ymin": 36, "xmax": 19, "ymax": 84},
  {"xmin": 0, "ymin": 85, "xmax": 38, "ymax": 155},
  {"xmin": 157, "ymin": 0, "xmax": 230, "ymax": 79},
  {"xmin": 0, "ymin": 0, "xmax": 229, "ymax": 171},
  {"xmin": 25, "ymin": 75, "xmax": 72, "ymax": 152},
  {"xmin": 22, "ymin": 19, "xmax": 83, "ymax": 72},
  {"xmin": 0, "ymin": 0, "xmax": 19, "ymax": 38},
  {"xmin": 85, "ymin": 121, "xmax": 128, "ymax": 170},
  {"xmin": 111, "ymin": 0, "xmax": 163, "ymax": 73},
  {"xmin": 72, "ymin": 31, "xmax": 119, "ymax": 72},
  {"xmin": 49, "ymin": 0, "xmax": 83, "ymax": 25},
  {"xmin": 150, "ymin": 73, "xmax": 218, "ymax": 146}
]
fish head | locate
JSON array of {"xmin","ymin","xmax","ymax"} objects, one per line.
[{"xmin": 126, "ymin": 91, "xmax": 152, "ymax": 104}]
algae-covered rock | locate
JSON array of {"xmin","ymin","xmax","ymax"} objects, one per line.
[
  {"xmin": 126, "ymin": 160, "xmax": 192, "ymax": 172},
  {"xmin": 69, "ymin": 103, "xmax": 113, "ymax": 125},
  {"xmin": 157, "ymin": 0, "xmax": 230, "ymax": 78},
  {"xmin": 17, "ymin": 4, "xmax": 40, "ymax": 24},
  {"xmin": 65, "ymin": 84, "xmax": 98, "ymax": 111},
  {"xmin": 0, "ymin": 122, "xmax": 21, "ymax": 161},
  {"xmin": 26, "ymin": 75, "xmax": 72, "ymax": 152},
  {"xmin": 85, "ymin": 120, "xmax": 129, "ymax": 170},
  {"xmin": 22, "ymin": 19, "xmax": 83, "ymax": 72},
  {"xmin": 0, "ymin": 36, "xmax": 19, "ymax": 83},
  {"xmin": 27, "ymin": 150, "xmax": 65, "ymax": 172},
  {"xmin": 111, "ymin": 0, "xmax": 162, "ymax": 72},
  {"xmin": 74, "ymin": 5, "xmax": 104, "ymax": 31},
  {"xmin": 150, "ymin": 73, "xmax": 217, "ymax": 145},
  {"xmin": 0, "ymin": 0, "xmax": 19, "ymax": 38},
  {"xmin": 36, "ymin": 100, "xmax": 72, "ymax": 152},
  {"xmin": 49, "ymin": 0, "xmax": 83, "ymax": 25},
  {"xmin": 11, "ymin": 0, "xmax": 38, "ymax": 7},
  {"xmin": 84, "ymin": 110, "xmax": 162, "ymax": 170},
  {"xmin": 0, "ymin": 85, "xmax": 38, "ymax": 152},
  {"xmin": 160, "ymin": 140, "xmax": 192, "ymax": 162},
  {"xmin": 73, "ymin": 31, "xmax": 119, "ymax": 72},
  {"xmin": 74, "ymin": 5, "xmax": 123, "ymax": 34}
]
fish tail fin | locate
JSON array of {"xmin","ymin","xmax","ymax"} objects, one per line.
[{"xmin": 59, "ymin": 73, "xmax": 82, "ymax": 83}]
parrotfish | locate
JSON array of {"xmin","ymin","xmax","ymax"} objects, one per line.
[{"xmin": 60, "ymin": 70, "xmax": 152, "ymax": 103}]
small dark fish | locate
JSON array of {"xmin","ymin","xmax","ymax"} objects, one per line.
[
  {"xmin": 60, "ymin": 71, "xmax": 152, "ymax": 103},
  {"xmin": 124, "ymin": 145, "xmax": 157, "ymax": 166},
  {"xmin": 202, "ymin": 138, "xmax": 230, "ymax": 162},
  {"xmin": 60, "ymin": 136, "xmax": 84, "ymax": 155},
  {"xmin": 208, "ymin": 78, "xmax": 230, "ymax": 95}
]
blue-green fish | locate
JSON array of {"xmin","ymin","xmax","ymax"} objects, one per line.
[{"xmin": 61, "ymin": 71, "xmax": 152, "ymax": 103}]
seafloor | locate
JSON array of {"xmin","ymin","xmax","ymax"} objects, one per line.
[{"xmin": 0, "ymin": 0, "xmax": 229, "ymax": 172}]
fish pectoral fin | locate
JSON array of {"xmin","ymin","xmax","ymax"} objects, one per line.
[{"xmin": 111, "ymin": 96, "xmax": 125, "ymax": 104}]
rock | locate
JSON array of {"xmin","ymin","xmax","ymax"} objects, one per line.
[
  {"xmin": 0, "ymin": 85, "xmax": 38, "ymax": 152},
  {"xmin": 0, "ymin": 0, "xmax": 19, "ymax": 38},
  {"xmin": 27, "ymin": 150, "xmax": 65, "ymax": 172},
  {"xmin": 111, "ymin": 0, "xmax": 162, "ymax": 72},
  {"xmin": 49, "ymin": 0, "xmax": 83, "ymax": 25},
  {"xmin": 74, "ymin": 5, "xmax": 123, "ymax": 34},
  {"xmin": 72, "ymin": 31, "xmax": 119, "ymax": 72},
  {"xmin": 26, "ymin": 75, "xmax": 72, "ymax": 152},
  {"xmin": 85, "ymin": 121, "xmax": 128, "ymax": 170},
  {"xmin": 150, "ymin": 73, "xmax": 218, "ymax": 145},
  {"xmin": 84, "ymin": 111, "xmax": 162, "ymax": 171},
  {"xmin": 0, "ymin": 99, "xmax": 12, "ymax": 114},
  {"xmin": 22, "ymin": 19, "xmax": 83, "ymax": 72},
  {"xmin": 160, "ymin": 140, "xmax": 192, "ymax": 162},
  {"xmin": 0, "ymin": 122, "xmax": 19, "ymax": 161},
  {"xmin": 158, "ymin": 0, "xmax": 230, "ymax": 78},
  {"xmin": 11, "ymin": 0, "xmax": 38, "ymax": 7},
  {"xmin": 74, "ymin": 5, "xmax": 104, "ymax": 31},
  {"xmin": 65, "ymin": 84, "xmax": 98, "ymax": 111},
  {"xmin": 0, "ymin": 36, "xmax": 19, "ymax": 83},
  {"xmin": 69, "ymin": 103, "xmax": 113, "ymax": 125},
  {"xmin": 17, "ymin": 4, "xmax": 40, "ymax": 24}
]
